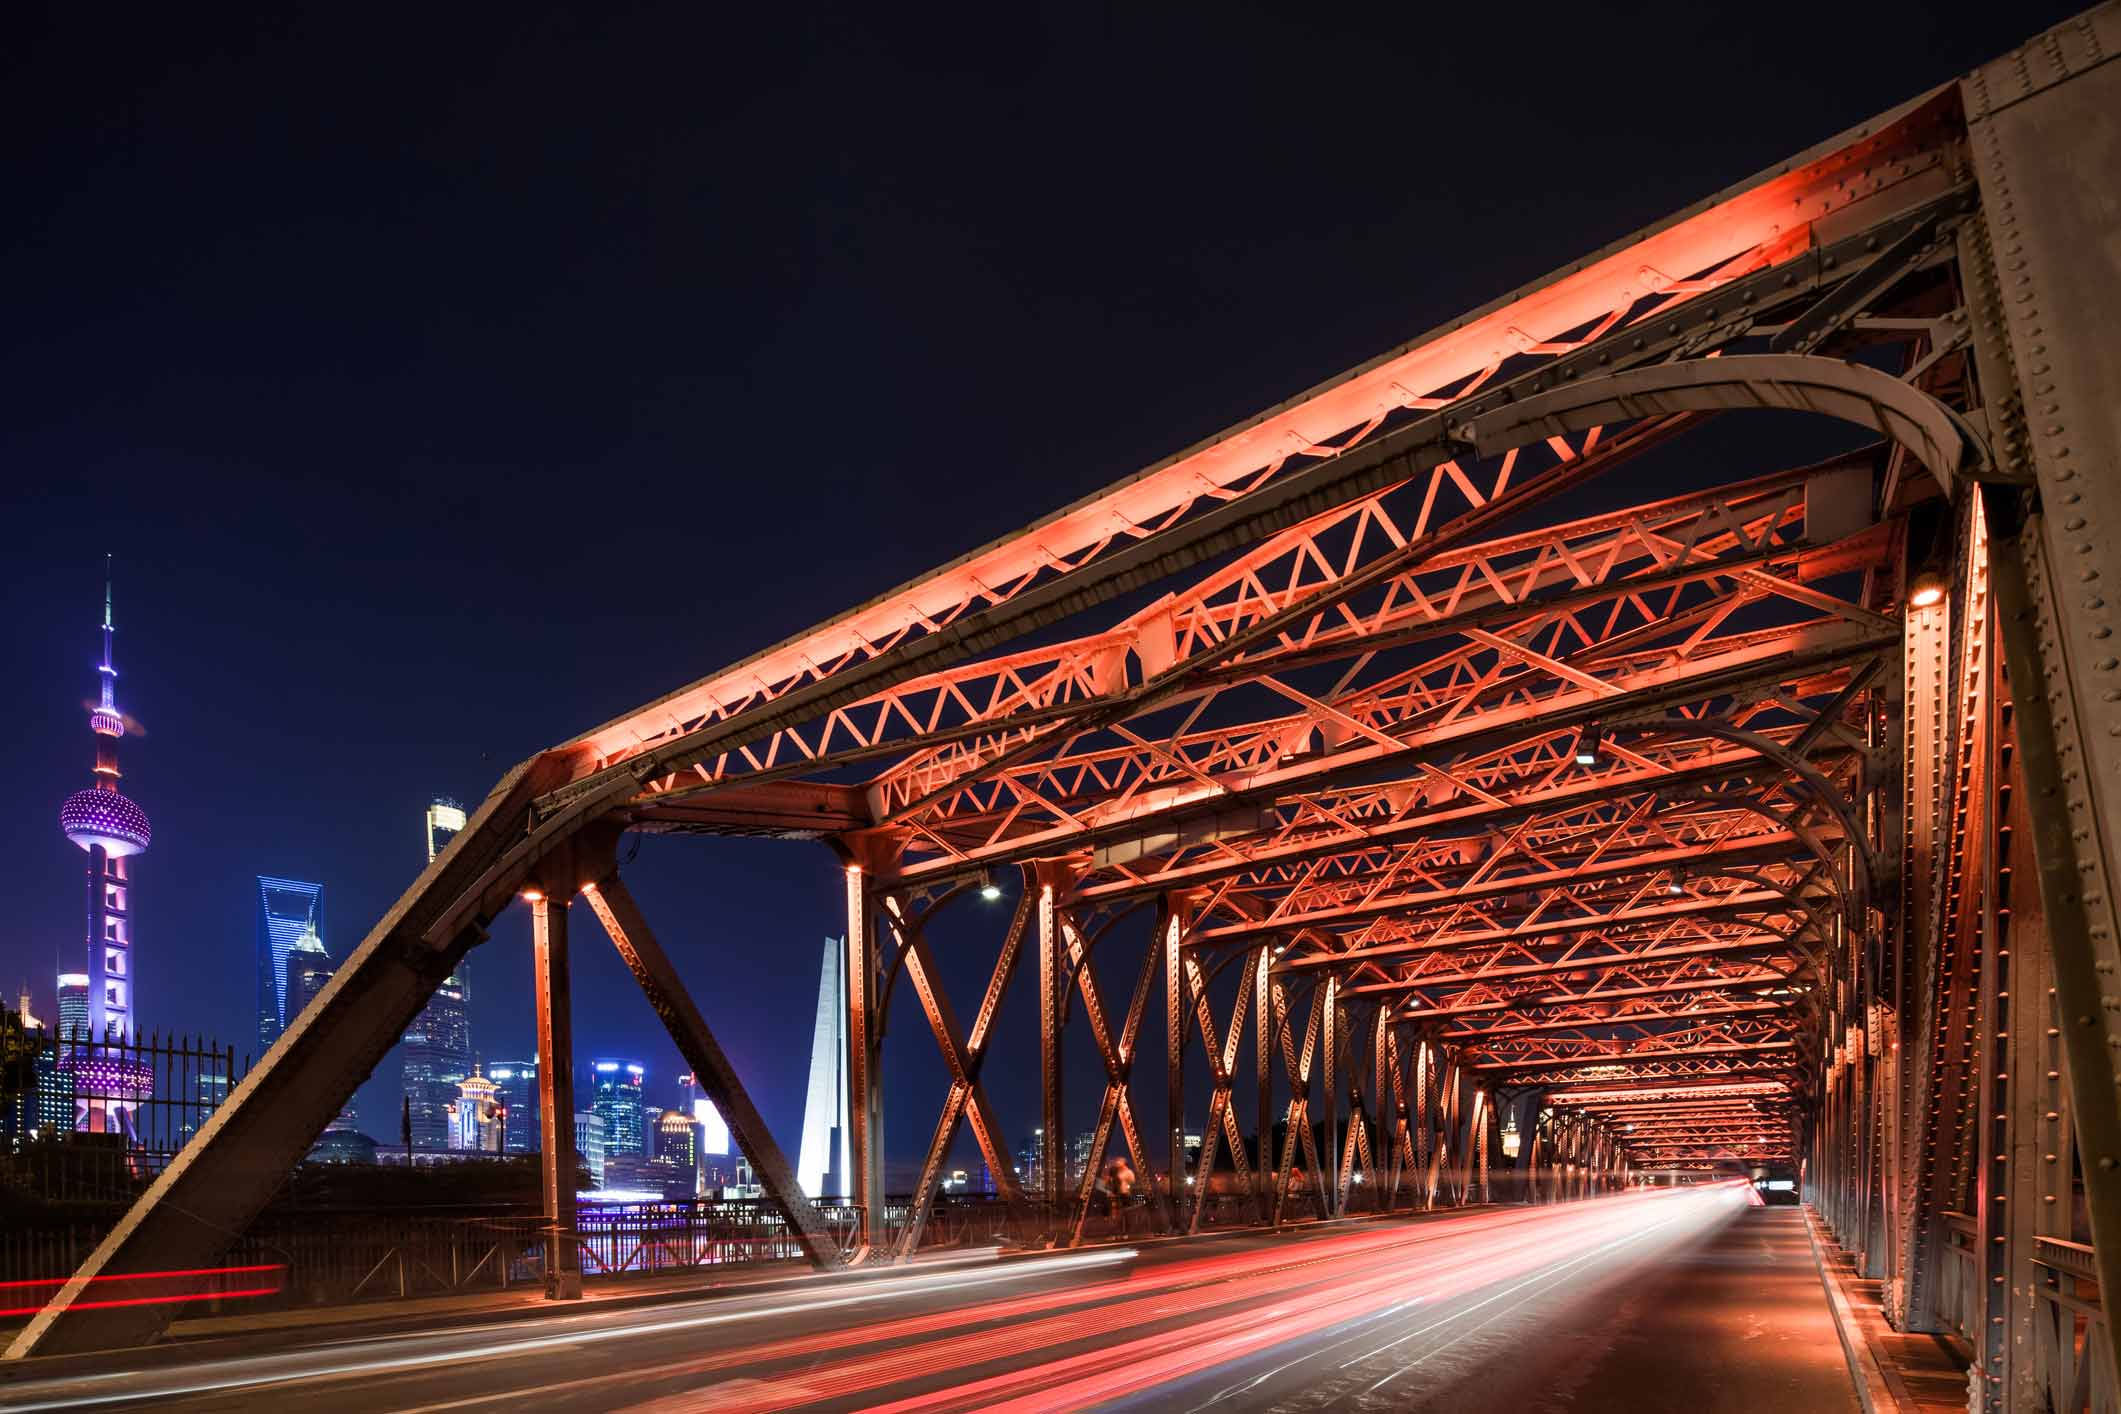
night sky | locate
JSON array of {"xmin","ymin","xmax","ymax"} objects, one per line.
[{"xmin": 1, "ymin": 3, "xmax": 2073, "ymax": 1181}]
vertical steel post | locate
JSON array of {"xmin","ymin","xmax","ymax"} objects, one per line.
[
  {"xmin": 1038, "ymin": 880, "xmax": 1063, "ymax": 1216},
  {"xmin": 530, "ymin": 890, "xmax": 581, "ymax": 1301},
  {"xmin": 845, "ymin": 864, "xmax": 884, "ymax": 1260},
  {"xmin": 1164, "ymin": 900, "xmax": 1185, "ymax": 1227},
  {"xmin": 1321, "ymin": 975, "xmax": 1340, "ymax": 1216},
  {"xmin": 1256, "ymin": 949, "xmax": 1273, "ymax": 1222}
]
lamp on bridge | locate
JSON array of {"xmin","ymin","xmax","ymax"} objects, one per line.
[{"xmin": 1907, "ymin": 569, "xmax": 1948, "ymax": 610}]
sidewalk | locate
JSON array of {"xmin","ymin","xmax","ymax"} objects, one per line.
[{"xmin": 1803, "ymin": 1207, "xmax": 1974, "ymax": 1412}]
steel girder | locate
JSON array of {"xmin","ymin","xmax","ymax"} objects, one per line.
[{"xmin": 20, "ymin": 6, "xmax": 2121, "ymax": 1366}]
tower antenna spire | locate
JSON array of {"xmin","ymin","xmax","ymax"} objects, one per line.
[{"xmin": 97, "ymin": 556, "xmax": 117, "ymax": 715}]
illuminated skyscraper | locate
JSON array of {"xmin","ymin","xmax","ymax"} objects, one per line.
[
  {"xmin": 592, "ymin": 1061, "xmax": 647, "ymax": 1158},
  {"xmin": 285, "ymin": 924, "xmax": 357, "ymax": 1131},
  {"xmin": 59, "ymin": 565, "xmax": 151, "ymax": 1047},
  {"xmin": 573, "ymin": 1110, "xmax": 606, "ymax": 1187},
  {"xmin": 401, "ymin": 970, "xmax": 470, "ymax": 1151},
  {"xmin": 402, "ymin": 798, "xmax": 474, "ymax": 1150},
  {"xmin": 425, "ymin": 798, "xmax": 466, "ymax": 863},
  {"xmin": 256, "ymin": 877, "xmax": 323, "ymax": 1048},
  {"xmin": 488, "ymin": 1060, "xmax": 538, "ymax": 1152},
  {"xmin": 283, "ymin": 924, "xmax": 333, "ymax": 1025},
  {"xmin": 796, "ymin": 936, "xmax": 849, "ymax": 1198},
  {"xmin": 55, "ymin": 974, "xmax": 88, "ymax": 1039},
  {"xmin": 35, "ymin": 974, "xmax": 92, "ymax": 1135}
]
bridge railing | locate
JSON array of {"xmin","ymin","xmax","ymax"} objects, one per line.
[
  {"xmin": 1938, "ymin": 1211, "xmax": 1981, "ymax": 1347},
  {"xmin": 2033, "ymin": 1236, "xmax": 2119, "ymax": 1414}
]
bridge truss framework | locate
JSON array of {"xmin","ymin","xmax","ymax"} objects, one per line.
[{"xmin": 11, "ymin": 7, "xmax": 2121, "ymax": 1407}]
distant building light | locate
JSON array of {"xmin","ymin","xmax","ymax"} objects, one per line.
[
  {"xmin": 625, "ymin": 1064, "xmax": 644, "ymax": 1076},
  {"xmin": 694, "ymin": 1098, "xmax": 730, "ymax": 1156},
  {"xmin": 57, "ymin": 973, "xmax": 89, "ymax": 987},
  {"xmin": 594, "ymin": 1062, "xmax": 620, "ymax": 1073},
  {"xmin": 577, "ymin": 1187, "xmax": 664, "ymax": 1205}
]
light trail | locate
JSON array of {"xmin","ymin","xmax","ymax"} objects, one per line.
[
  {"xmin": 0, "ymin": 1189, "xmax": 1762, "ymax": 1412},
  {"xmin": 858, "ymin": 1187, "xmax": 1742, "ymax": 1413},
  {"xmin": 0, "ymin": 1249, "xmax": 1136, "ymax": 1412}
]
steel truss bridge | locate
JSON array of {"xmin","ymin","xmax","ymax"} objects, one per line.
[{"xmin": 11, "ymin": 8, "xmax": 2121, "ymax": 1407}]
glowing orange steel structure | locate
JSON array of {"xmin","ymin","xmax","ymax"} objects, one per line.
[{"xmin": 11, "ymin": 10, "xmax": 2121, "ymax": 1409}]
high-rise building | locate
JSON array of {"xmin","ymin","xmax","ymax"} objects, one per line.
[
  {"xmin": 1069, "ymin": 1130, "xmax": 1097, "ymax": 1188},
  {"xmin": 56, "ymin": 564, "xmax": 154, "ymax": 1137},
  {"xmin": 282, "ymin": 925, "xmax": 356, "ymax": 1131},
  {"xmin": 573, "ymin": 1110, "xmax": 606, "ymax": 1187},
  {"xmin": 656, "ymin": 1108, "xmax": 697, "ymax": 1193},
  {"xmin": 487, "ymin": 1060, "xmax": 538, "ymax": 1152},
  {"xmin": 32, "ymin": 1045, "xmax": 72, "ymax": 1138},
  {"xmin": 401, "ymin": 798, "xmax": 474, "ymax": 1152},
  {"xmin": 401, "ymin": 969, "xmax": 470, "ymax": 1151},
  {"xmin": 592, "ymin": 1061, "xmax": 647, "ymax": 1158},
  {"xmin": 797, "ymin": 936, "xmax": 849, "ymax": 1198},
  {"xmin": 282, "ymin": 924, "xmax": 333, "ymax": 1026},
  {"xmin": 1016, "ymin": 1129, "xmax": 1046, "ymax": 1186},
  {"xmin": 447, "ymin": 1065, "xmax": 504, "ymax": 1152},
  {"xmin": 55, "ymin": 974, "xmax": 88, "ymax": 1039},
  {"xmin": 183, "ymin": 1069, "xmax": 231, "ymax": 1141},
  {"xmin": 256, "ymin": 877, "xmax": 323, "ymax": 1048},
  {"xmin": 425, "ymin": 798, "xmax": 466, "ymax": 863}
]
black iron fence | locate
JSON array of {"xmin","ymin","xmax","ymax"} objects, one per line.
[{"xmin": 0, "ymin": 1023, "xmax": 248, "ymax": 1204}]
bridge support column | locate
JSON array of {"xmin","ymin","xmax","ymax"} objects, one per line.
[
  {"xmin": 1322, "ymin": 976, "xmax": 1340, "ymax": 1217},
  {"xmin": 1037, "ymin": 876, "xmax": 1063, "ymax": 1220},
  {"xmin": 1163, "ymin": 898, "xmax": 1185, "ymax": 1228},
  {"xmin": 1256, "ymin": 954, "xmax": 1273, "ymax": 1222},
  {"xmin": 845, "ymin": 864, "xmax": 885, "ymax": 1259},
  {"xmin": 529, "ymin": 889, "xmax": 582, "ymax": 1301}
]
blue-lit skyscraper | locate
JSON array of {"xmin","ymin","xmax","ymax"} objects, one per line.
[
  {"xmin": 488, "ymin": 1060, "xmax": 539, "ymax": 1153},
  {"xmin": 256, "ymin": 877, "xmax": 323, "ymax": 1049},
  {"xmin": 592, "ymin": 1061, "xmax": 647, "ymax": 1158}
]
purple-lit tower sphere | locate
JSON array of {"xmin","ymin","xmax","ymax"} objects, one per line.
[{"xmin": 56, "ymin": 563, "xmax": 153, "ymax": 1136}]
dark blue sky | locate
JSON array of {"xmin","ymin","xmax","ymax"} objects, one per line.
[{"xmin": 1, "ymin": 2, "xmax": 2068, "ymax": 1179}]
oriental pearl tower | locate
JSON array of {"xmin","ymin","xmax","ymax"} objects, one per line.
[{"xmin": 56, "ymin": 560, "xmax": 153, "ymax": 1134}]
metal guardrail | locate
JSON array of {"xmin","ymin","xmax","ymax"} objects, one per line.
[
  {"xmin": 0, "ymin": 1194, "xmax": 1071, "ymax": 1317},
  {"xmin": 1938, "ymin": 1211, "xmax": 1981, "ymax": 1346},
  {"xmin": 2033, "ymin": 1237, "xmax": 2118, "ymax": 1414}
]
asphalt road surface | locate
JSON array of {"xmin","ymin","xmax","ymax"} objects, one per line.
[{"xmin": 0, "ymin": 1188, "xmax": 1856, "ymax": 1412}]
